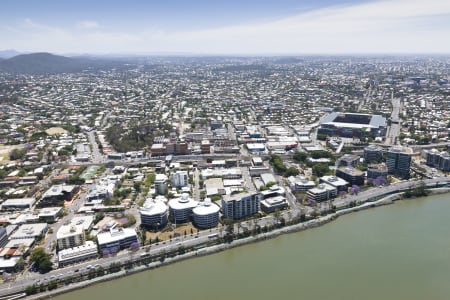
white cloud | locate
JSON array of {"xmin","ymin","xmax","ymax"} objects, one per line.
[
  {"xmin": 76, "ymin": 21, "xmax": 100, "ymax": 30},
  {"xmin": 1, "ymin": 0, "xmax": 450, "ymax": 54}
]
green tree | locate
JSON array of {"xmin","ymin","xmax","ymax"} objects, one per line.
[
  {"xmin": 47, "ymin": 280, "xmax": 57, "ymax": 290},
  {"xmin": 25, "ymin": 285, "xmax": 37, "ymax": 295},
  {"xmin": 293, "ymin": 151, "xmax": 308, "ymax": 162},
  {"xmin": 9, "ymin": 148, "xmax": 27, "ymax": 160},
  {"xmin": 312, "ymin": 163, "xmax": 330, "ymax": 177},
  {"xmin": 30, "ymin": 247, "xmax": 53, "ymax": 273},
  {"xmin": 284, "ymin": 167, "xmax": 299, "ymax": 177},
  {"xmin": 133, "ymin": 182, "xmax": 141, "ymax": 193},
  {"xmin": 269, "ymin": 154, "xmax": 287, "ymax": 175}
]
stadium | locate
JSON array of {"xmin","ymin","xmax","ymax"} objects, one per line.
[{"xmin": 318, "ymin": 112, "xmax": 387, "ymax": 138}]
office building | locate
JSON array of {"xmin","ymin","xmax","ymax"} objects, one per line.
[
  {"xmin": 168, "ymin": 193, "xmax": 198, "ymax": 223},
  {"xmin": 222, "ymin": 192, "xmax": 260, "ymax": 220},
  {"xmin": 58, "ymin": 241, "xmax": 98, "ymax": 267},
  {"xmin": 364, "ymin": 144, "xmax": 383, "ymax": 163},
  {"xmin": 140, "ymin": 197, "xmax": 169, "ymax": 228},
  {"xmin": 260, "ymin": 196, "xmax": 288, "ymax": 213},
  {"xmin": 97, "ymin": 228, "xmax": 139, "ymax": 252},
  {"xmin": 336, "ymin": 167, "xmax": 365, "ymax": 186},
  {"xmin": 171, "ymin": 170, "xmax": 189, "ymax": 188},
  {"xmin": 386, "ymin": 147, "xmax": 412, "ymax": 179},
  {"xmin": 10, "ymin": 223, "xmax": 48, "ymax": 240},
  {"xmin": 154, "ymin": 174, "xmax": 168, "ymax": 195},
  {"xmin": 192, "ymin": 199, "xmax": 220, "ymax": 229},
  {"xmin": 367, "ymin": 163, "xmax": 388, "ymax": 179},
  {"xmin": 38, "ymin": 185, "xmax": 78, "ymax": 207},
  {"xmin": 56, "ymin": 224, "xmax": 85, "ymax": 250},
  {"xmin": 423, "ymin": 149, "xmax": 450, "ymax": 172},
  {"xmin": 319, "ymin": 175, "xmax": 349, "ymax": 191},
  {"xmin": 0, "ymin": 227, "xmax": 7, "ymax": 247},
  {"xmin": 337, "ymin": 154, "xmax": 361, "ymax": 167},
  {"xmin": 306, "ymin": 184, "xmax": 337, "ymax": 202}
]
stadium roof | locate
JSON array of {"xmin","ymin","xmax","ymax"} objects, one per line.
[{"xmin": 320, "ymin": 112, "xmax": 386, "ymax": 129}]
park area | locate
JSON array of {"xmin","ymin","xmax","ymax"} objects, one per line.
[
  {"xmin": 45, "ymin": 127, "xmax": 68, "ymax": 135},
  {"xmin": 145, "ymin": 223, "xmax": 199, "ymax": 242},
  {"xmin": 80, "ymin": 166, "xmax": 100, "ymax": 181}
]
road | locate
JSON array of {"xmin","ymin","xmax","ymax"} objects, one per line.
[
  {"xmin": 193, "ymin": 168, "xmax": 200, "ymax": 201},
  {"xmin": 385, "ymin": 93, "xmax": 401, "ymax": 145},
  {"xmin": 87, "ymin": 130, "xmax": 104, "ymax": 164},
  {"xmin": 3, "ymin": 176, "xmax": 450, "ymax": 297}
]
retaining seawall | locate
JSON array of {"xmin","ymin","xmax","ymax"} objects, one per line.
[{"xmin": 27, "ymin": 192, "xmax": 404, "ymax": 300}]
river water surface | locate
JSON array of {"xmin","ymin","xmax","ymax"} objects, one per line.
[{"xmin": 55, "ymin": 194, "xmax": 450, "ymax": 300}]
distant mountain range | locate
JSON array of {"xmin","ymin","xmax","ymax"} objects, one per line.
[
  {"xmin": 0, "ymin": 49, "xmax": 21, "ymax": 59},
  {"xmin": 0, "ymin": 52, "xmax": 132, "ymax": 74}
]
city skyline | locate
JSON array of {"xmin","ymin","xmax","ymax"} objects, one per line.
[{"xmin": 1, "ymin": 0, "xmax": 450, "ymax": 55}]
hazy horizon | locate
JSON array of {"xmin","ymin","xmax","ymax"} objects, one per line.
[{"xmin": 1, "ymin": 0, "xmax": 450, "ymax": 55}]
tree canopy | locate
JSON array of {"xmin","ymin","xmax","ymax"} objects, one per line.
[{"xmin": 30, "ymin": 247, "xmax": 52, "ymax": 273}]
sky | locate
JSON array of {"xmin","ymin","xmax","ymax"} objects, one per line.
[{"xmin": 1, "ymin": 0, "xmax": 450, "ymax": 55}]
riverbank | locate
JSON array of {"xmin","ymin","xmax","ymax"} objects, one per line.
[{"xmin": 25, "ymin": 190, "xmax": 411, "ymax": 300}]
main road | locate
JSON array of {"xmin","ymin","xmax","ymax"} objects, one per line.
[
  {"xmin": 385, "ymin": 93, "xmax": 401, "ymax": 146},
  {"xmin": 3, "ymin": 177, "xmax": 449, "ymax": 297}
]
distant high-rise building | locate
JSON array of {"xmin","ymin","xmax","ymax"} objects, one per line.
[{"xmin": 386, "ymin": 147, "xmax": 412, "ymax": 179}]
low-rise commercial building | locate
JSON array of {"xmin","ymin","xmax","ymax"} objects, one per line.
[
  {"xmin": 367, "ymin": 163, "xmax": 388, "ymax": 179},
  {"xmin": 336, "ymin": 167, "xmax": 365, "ymax": 186},
  {"xmin": 0, "ymin": 227, "xmax": 7, "ymax": 247},
  {"xmin": 39, "ymin": 185, "xmax": 79, "ymax": 207},
  {"xmin": 58, "ymin": 241, "xmax": 98, "ymax": 267},
  {"xmin": 307, "ymin": 184, "xmax": 337, "ymax": 202},
  {"xmin": 38, "ymin": 207, "xmax": 63, "ymax": 223},
  {"xmin": 1, "ymin": 198, "xmax": 37, "ymax": 210},
  {"xmin": 319, "ymin": 176, "xmax": 349, "ymax": 191},
  {"xmin": 10, "ymin": 223, "xmax": 48, "ymax": 240},
  {"xmin": 337, "ymin": 154, "xmax": 361, "ymax": 167},
  {"xmin": 97, "ymin": 228, "xmax": 139, "ymax": 252},
  {"xmin": 260, "ymin": 196, "xmax": 288, "ymax": 213}
]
